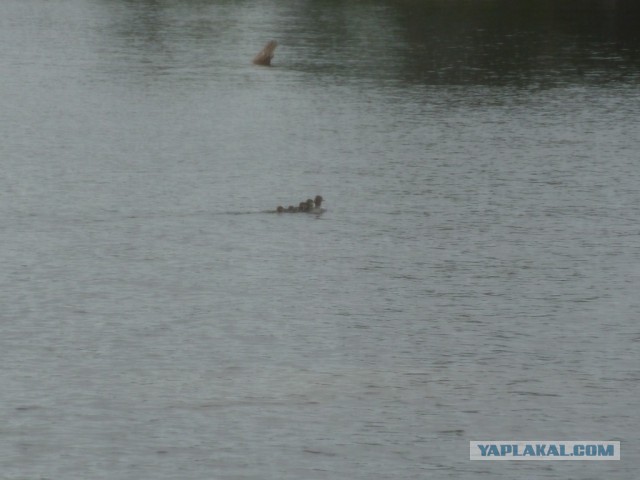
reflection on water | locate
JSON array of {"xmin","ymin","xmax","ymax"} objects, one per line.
[
  {"xmin": 92, "ymin": 0, "xmax": 640, "ymax": 87},
  {"xmin": 394, "ymin": 0, "xmax": 640, "ymax": 85}
]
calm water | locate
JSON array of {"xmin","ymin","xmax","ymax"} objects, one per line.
[{"xmin": 1, "ymin": 0, "xmax": 639, "ymax": 478}]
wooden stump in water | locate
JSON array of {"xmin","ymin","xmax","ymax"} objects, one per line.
[{"xmin": 252, "ymin": 40, "xmax": 278, "ymax": 66}]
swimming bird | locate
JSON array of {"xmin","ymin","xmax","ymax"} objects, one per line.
[{"xmin": 275, "ymin": 196, "xmax": 325, "ymax": 213}]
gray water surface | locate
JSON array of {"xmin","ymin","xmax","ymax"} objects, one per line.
[{"xmin": 1, "ymin": 1, "xmax": 639, "ymax": 478}]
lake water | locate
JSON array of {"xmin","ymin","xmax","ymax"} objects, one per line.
[{"xmin": 1, "ymin": 0, "xmax": 639, "ymax": 478}]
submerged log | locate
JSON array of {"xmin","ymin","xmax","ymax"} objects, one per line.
[{"xmin": 252, "ymin": 40, "xmax": 278, "ymax": 66}]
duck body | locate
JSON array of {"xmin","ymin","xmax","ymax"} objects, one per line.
[{"xmin": 275, "ymin": 195, "xmax": 324, "ymax": 214}]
